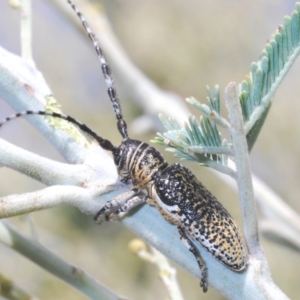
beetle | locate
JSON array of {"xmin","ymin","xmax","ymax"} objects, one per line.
[{"xmin": 0, "ymin": 0, "xmax": 248, "ymax": 292}]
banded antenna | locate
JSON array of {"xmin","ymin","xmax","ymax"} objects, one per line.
[
  {"xmin": 0, "ymin": 111, "xmax": 116, "ymax": 152},
  {"xmin": 67, "ymin": 0, "xmax": 129, "ymax": 140},
  {"xmin": 0, "ymin": 0, "xmax": 129, "ymax": 151}
]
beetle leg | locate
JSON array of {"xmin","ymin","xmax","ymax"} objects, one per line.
[
  {"xmin": 108, "ymin": 194, "xmax": 148, "ymax": 221},
  {"xmin": 178, "ymin": 227, "xmax": 208, "ymax": 293},
  {"xmin": 94, "ymin": 188, "xmax": 139, "ymax": 223}
]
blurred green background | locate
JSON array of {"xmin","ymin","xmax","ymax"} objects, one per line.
[{"xmin": 0, "ymin": 0, "xmax": 299, "ymax": 299}]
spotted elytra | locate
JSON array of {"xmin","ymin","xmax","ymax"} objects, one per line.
[{"xmin": 0, "ymin": 0, "xmax": 248, "ymax": 292}]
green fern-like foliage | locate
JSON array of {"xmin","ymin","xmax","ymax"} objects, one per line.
[
  {"xmin": 152, "ymin": 86, "xmax": 233, "ymax": 175},
  {"xmin": 153, "ymin": 2, "xmax": 300, "ymax": 172},
  {"xmin": 242, "ymin": 3, "xmax": 300, "ymax": 150}
]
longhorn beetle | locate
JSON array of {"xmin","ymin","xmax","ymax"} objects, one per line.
[{"xmin": 0, "ymin": 0, "xmax": 249, "ymax": 292}]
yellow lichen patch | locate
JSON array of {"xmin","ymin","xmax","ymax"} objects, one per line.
[{"xmin": 45, "ymin": 95, "xmax": 90, "ymax": 147}]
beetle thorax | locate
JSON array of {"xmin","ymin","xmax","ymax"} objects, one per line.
[{"xmin": 113, "ymin": 138, "xmax": 168, "ymax": 188}]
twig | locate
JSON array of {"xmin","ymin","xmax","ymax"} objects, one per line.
[
  {"xmin": 211, "ymin": 164, "xmax": 300, "ymax": 253},
  {"xmin": 186, "ymin": 145, "xmax": 233, "ymax": 156},
  {"xmin": 0, "ymin": 185, "xmax": 109, "ymax": 218},
  {"xmin": 224, "ymin": 83, "xmax": 288, "ymax": 299},
  {"xmin": 20, "ymin": 0, "xmax": 33, "ymax": 63},
  {"xmin": 129, "ymin": 239, "xmax": 184, "ymax": 300},
  {"xmin": 0, "ymin": 221, "xmax": 122, "ymax": 300},
  {"xmin": 0, "ymin": 138, "xmax": 100, "ymax": 186},
  {"xmin": 9, "ymin": 0, "xmax": 34, "ymax": 64},
  {"xmin": 50, "ymin": 0, "xmax": 190, "ymax": 127},
  {"xmin": 0, "ymin": 273, "xmax": 38, "ymax": 300},
  {"xmin": 224, "ymin": 83, "xmax": 259, "ymax": 252}
]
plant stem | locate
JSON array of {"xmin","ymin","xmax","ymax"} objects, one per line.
[{"xmin": 224, "ymin": 82, "xmax": 260, "ymax": 255}]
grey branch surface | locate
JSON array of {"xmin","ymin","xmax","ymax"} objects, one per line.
[{"xmin": 0, "ymin": 221, "xmax": 122, "ymax": 300}]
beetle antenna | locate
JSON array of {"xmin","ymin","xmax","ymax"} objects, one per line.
[{"xmin": 67, "ymin": 0, "xmax": 128, "ymax": 140}]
